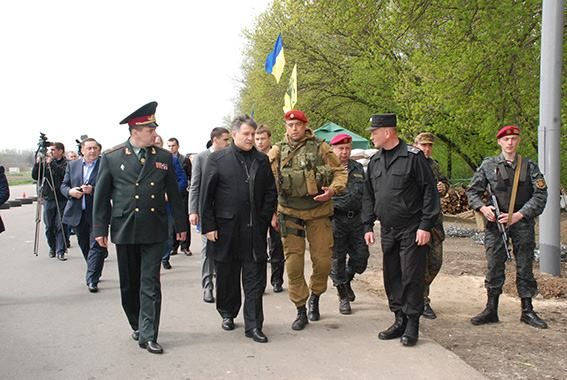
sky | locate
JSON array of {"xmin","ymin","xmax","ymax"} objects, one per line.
[{"xmin": 0, "ymin": 0, "xmax": 270, "ymax": 154}]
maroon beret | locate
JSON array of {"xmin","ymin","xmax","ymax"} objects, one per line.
[
  {"xmin": 284, "ymin": 109, "xmax": 308, "ymax": 123},
  {"xmin": 496, "ymin": 125, "xmax": 520, "ymax": 139},
  {"xmin": 330, "ymin": 133, "xmax": 352, "ymax": 146}
]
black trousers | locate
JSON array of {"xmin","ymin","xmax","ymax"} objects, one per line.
[
  {"xmin": 43, "ymin": 198, "xmax": 66, "ymax": 254},
  {"xmin": 331, "ymin": 215, "xmax": 370, "ymax": 286},
  {"xmin": 116, "ymin": 242, "xmax": 164, "ymax": 344},
  {"xmin": 380, "ymin": 223, "xmax": 427, "ymax": 317},
  {"xmin": 268, "ymin": 226, "xmax": 285, "ymax": 286},
  {"xmin": 75, "ymin": 210, "xmax": 106, "ymax": 285},
  {"xmin": 171, "ymin": 191, "xmax": 190, "ymax": 251},
  {"xmin": 215, "ymin": 259, "xmax": 267, "ymax": 332}
]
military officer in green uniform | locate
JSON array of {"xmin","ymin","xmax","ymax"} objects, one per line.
[
  {"xmin": 413, "ymin": 132, "xmax": 450, "ymax": 319},
  {"xmin": 268, "ymin": 110, "xmax": 347, "ymax": 331},
  {"xmin": 466, "ymin": 125, "xmax": 548, "ymax": 329},
  {"xmin": 93, "ymin": 101, "xmax": 187, "ymax": 354}
]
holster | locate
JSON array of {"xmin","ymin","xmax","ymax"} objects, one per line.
[{"xmin": 279, "ymin": 214, "xmax": 306, "ymax": 238}]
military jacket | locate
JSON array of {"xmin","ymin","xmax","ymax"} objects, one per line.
[
  {"xmin": 332, "ymin": 159, "xmax": 365, "ymax": 213},
  {"xmin": 93, "ymin": 140, "xmax": 187, "ymax": 244},
  {"xmin": 268, "ymin": 129, "xmax": 347, "ymax": 220},
  {"xmin": 466, "ymin": 153, "xmax": 547, "ymax": 220},
  {"xmin": 362, "ymin": 139, "xmax": 440, "ymax": 232}
]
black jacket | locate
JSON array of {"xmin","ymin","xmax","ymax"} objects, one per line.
[
  {"xmin": 362, "ymin": 139, "xmax": 439, "ymax": 232},
  {"xmin": 201, "ymin": 144, "xmax": 277, "ymax": 262},
  {"xmin": 32, "ymin": 157, "xmax": 67, "ymax": 200}
]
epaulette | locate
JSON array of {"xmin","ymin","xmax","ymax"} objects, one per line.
[
  {"xmin": 407, "ymin": 145, "xmax": 421, "ymax": 154},
  {"xmin": 104, "ymin": 143, "xmax": 127, "ymax": 155}
]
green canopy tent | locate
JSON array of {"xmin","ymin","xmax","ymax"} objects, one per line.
[{"xmin": 314, "ymin": 122, "xmax": 370, "ymax": 149}]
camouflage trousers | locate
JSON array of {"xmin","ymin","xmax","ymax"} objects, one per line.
[
  {"xmin": 281, "ymin": 215, "xmax": 333, "ymax": 307},
  {"xmin": 330, "ymin": 215, "xmax": 369, "ymax": 286},
  {"xmin": 484, "ymin": 218, "xmax": 537, "ymax": 298},
  {"xmin": 424, "ymin": 225, "xmax": 444, "ymax": 304}
]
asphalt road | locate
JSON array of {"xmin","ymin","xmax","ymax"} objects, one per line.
[{"xmin": 0, "ymin": 184, "xmax": 485, "ymax": 379}]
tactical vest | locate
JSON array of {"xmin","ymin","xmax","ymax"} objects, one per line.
[
  {"xmin": 277, "ymin": 138, "xmax": 333, "ymax": 210},
  {"xmin": 493, "ymin": 159, "xmax": 532, "ymax": 212}
]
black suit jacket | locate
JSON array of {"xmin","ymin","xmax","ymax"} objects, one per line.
[
  {"xmin": 201, "ymin": 145, "xmax": 277, "ymax": 262},
  {"xmin": 61, "ymin": 158, "xmax": 100, "ymax": 227}
]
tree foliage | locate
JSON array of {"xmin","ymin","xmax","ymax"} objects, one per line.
[{"xmin": 237, "ymin": 0, "xmax": 566, "ymax": 183}]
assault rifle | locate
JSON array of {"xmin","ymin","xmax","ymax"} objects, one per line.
[{"xmin": 486, "ymin": 183, "xmax": 512, "ymax": 260}]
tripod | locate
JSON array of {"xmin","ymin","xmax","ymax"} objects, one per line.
[{"xmin": 33, "ymin": 154, "xmax": 67, "ymax": 257}]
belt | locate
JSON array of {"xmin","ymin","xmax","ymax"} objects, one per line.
[{"xmin": 334, "ymin": 209, "xmax": 359, "ymax": 218}]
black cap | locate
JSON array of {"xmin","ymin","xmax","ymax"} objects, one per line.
[
  {"xmin": 120, "ymin": 101, "xmax": 159, "ymax": 127},
  {"xmin": 368, "ymin": 113, "xmax": 397, "ymax": 130}
]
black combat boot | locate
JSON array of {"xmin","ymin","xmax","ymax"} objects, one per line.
[
  {"xmin": 422, "ymin": 302, "xmax": 437, "ymax": 320},
  {"xmin": 400, "ymin": 316, "xmax": 420, "ymax": 346},
  {"xmin": 345, "ymin": 281, "xmax": 355, "ymax": 302},
  {"xmin": 292, "ymin": 305, "xmax": 309, "ymax": 330},
  {"xmin": 308, "ymin": 293, "xmax": 320, "ymax": 321},
  {"xmin": 378, "ymin": 311, "xmax": 407, "ymax": 340},
  {"xmin": 520, "ymin": 298, "xmax": 548, "ymax": 329},
  {"xmin": 337, "ymin": 284, "xmax": 352, "ymax": 315},
  {"xmin": 471, "ymin": 293, "xmax": 500, "ymax": 325}
]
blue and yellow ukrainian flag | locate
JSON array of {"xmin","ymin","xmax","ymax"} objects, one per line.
[{"xmin": 265, "ymin": 34, "xmax": 286, "ymax": 83}]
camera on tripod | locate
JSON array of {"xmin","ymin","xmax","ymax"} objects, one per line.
[{"xmin": 36, "ymin": 132, "xmax": 51, "ymax": 156}]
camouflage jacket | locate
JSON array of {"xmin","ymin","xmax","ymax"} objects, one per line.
[{"xmin": 466, "ymin": 153, "xmax": 547, "ymax": 220}]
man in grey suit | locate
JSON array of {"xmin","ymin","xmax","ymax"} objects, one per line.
[
  {"xmin": 61, "ymin": 138, "xmax": 107, "ymax": 293},
  {"xmin": 189, "ymin": 127, "xmax": 230, "ymax": 303}
]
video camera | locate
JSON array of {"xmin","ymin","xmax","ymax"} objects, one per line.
[
  {"xmin": 75, "ymin": 134, "xmax": 89, "ymax": 156},
  {"xmin": 36, "ymin": 132, "xmax": 51, "ymax": 156}
]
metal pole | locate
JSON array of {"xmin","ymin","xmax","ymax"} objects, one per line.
[{"xmin": 538, "ymin": 0, "xmax": 564, "ymax": 276}]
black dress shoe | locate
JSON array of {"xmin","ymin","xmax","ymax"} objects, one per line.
[
  {"xmin": 131, "ymin": 330, "xmax": 139, "ymax": 341},
  {"xmin": 272, "ymin": 283, "xmax": 283, "ymax": 293},
  {"xmin": 87, "ymin": 283, "xmax": 98, "ymax": 293},
  {"xmin": 170, "ymin": 250, "xmax": 178, "ymax": 256},
  {"xmin": 245, "ymin": 328, "xmax": 268, "ymax": 343},
  {"xmin": 422, "ymin": 303, "xmax": 437, "ymax": 320},
  {"xmin": 57, "ymin": 254, "xmax": 67, "ymax": 261},
  {"xmin": 182, "ymin": 248, "xmax": 192, "ymax": 256},
  {"xmin": 139, "ymin": 341, "xmax": 163, "ymax": 354},
  {"xmin": 203, "ymin": 288, "xmax": 215, "ymax": 303},
  {"xmin": 49, "ymin": 250, "xmax": 56, "ymax": 258},
  {"xmin": 222, "ymin": 318, "xmax": 235, "ymax": 331},
  {"xmin": 162, "ymin": 261, "xmax": 172, "ymax": 270}
]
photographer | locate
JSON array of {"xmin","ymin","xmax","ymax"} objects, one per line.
[{"xmin": 32, "ymin": 142, "xmax": 68, "ymax": 260}]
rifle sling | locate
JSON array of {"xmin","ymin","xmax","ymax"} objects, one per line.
[{"xmin": 507, "ymin": 154, "xmax": 522, "ymax": 226}]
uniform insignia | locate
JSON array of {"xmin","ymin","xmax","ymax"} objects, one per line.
[
  {"xmin": 353, "ymin": 173, "xmax": 364, "ymax": 178},
  {"xmin": 535, "ymin": 178, "xmax": 546, "ymax": 189},
  {"xmin": 125, "ymin": 147, "xmax": 132, "ymax": 155},
  {"xmin": 155, "ymin": 162, "xmax": 168, "ymax": 170},
  {"xmin": 407, "ymin": 145, "xmax": 420, "ymax": 154},
  {"xmin": 120, "ymin": 164, "xmax": 125, "ymax": 171},
  {"xmin": 151, "ymin": 147, "xmax": 156, "ymax": 155}
]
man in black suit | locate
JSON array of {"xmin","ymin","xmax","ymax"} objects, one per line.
[
  {"xmin": 93, "ymin": 101, "xmax": 187, "ymax": 354},
  {"xmin": 201, "ymin": 115, "xmax": 277, "ymax": 343},
  {"xmin": 61, "ymin": 138, "xmax": 107, "ymax": 293}
]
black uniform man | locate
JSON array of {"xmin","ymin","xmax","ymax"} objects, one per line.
[
  {"xmin": 329, "ymin": 133, "xmax": 369, "ymax": 315},
  {"xmin": 362, "ymin": 113, "xmax": 439, "ymax": 347},
  {"xmin": 93, "ymin": 101, "xmax": 187, "ymax": 354}
]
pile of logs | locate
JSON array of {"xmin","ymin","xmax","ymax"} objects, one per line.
[{"xmin": 441, "ymin": 186, "xmax": 471, "ymax": 215}]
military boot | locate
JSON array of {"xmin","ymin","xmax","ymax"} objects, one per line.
[
  {"xmin": 471, "ymin": 293, "xmax": 499, "ymax": 325},
  {"xmin": 378, "ymin": 311, "xmax": 407, "ymax": 340},
  {"xmin": 337, "ymin": 284, "xmax": 351, "ymax": 315},
  {"xmin": 520, "ymin": 298, "xmax": 548, "ymax": 329},
  {"xmin": 422, "ymin": 302, "xmax": 437, "ymax": 320},
  {"xmin": 292, "ymin": 305, "xmax": 309, "ymax": 330},
  {"xmin": 400, "ymin": 316, "xmax": 420, "ymax": 346},
  {"xmin": 345, "ymin": 281, "xmax": 356, "ymax": 302},
  {"xmin": 308, "ymin": 293, "xmax": 320, "ymax": 321}
]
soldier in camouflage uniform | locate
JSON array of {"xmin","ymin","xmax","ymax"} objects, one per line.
[
  {"xmin": 466, "ymin": 125, "xmax": 548, "ymax": 329},
  {"xmin": 414, "ymin": 133, "xmax": 449, "ymax": 319},
  {"xmin": 329, "ymin": 133, "xmax": 369, "ymax": 315},
  {"xmin": 268, "ymin": 110, "xmax": 347, "ymax": 331}
]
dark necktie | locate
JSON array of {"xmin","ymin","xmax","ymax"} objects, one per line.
[{"xmin": 139, "ymin": 148, "xmax": 147, "ymax": 165}]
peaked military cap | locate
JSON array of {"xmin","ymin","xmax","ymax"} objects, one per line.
[
  {"xmin": 368, "ymin": 113, "xmax": 397, "ymax": 130},
  {"xmin": 120, "ymin": 101, "xmax": 159, "ymax": 128}
]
